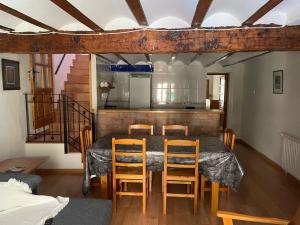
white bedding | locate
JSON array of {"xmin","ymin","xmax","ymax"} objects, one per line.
[{"xmin": 0, "ymin": 179, "xmax": 69, "ymax": 225}]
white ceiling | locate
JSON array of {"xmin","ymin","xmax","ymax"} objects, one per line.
[
  {"xmin": 96, "ymin": 52, "xmax": 269, "ymax": 69},
  {"xmin": 1, "ymin": 0, "xmax": 300, "ymax": 32}
]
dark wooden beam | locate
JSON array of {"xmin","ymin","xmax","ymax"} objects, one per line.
[
  {"xmin": 0, "ymin": 3, "xmax": 57, "ymax": 31},
  {"xmin": 205, "ymin": 53, "xmax": 234, "ymax": 67},
  {"xmin": 243, "ymin": 0, "xmax": 283, "ymax": 26},
  {"xmin": 115, "ymin": 54, "xmax": 132, "ymax": 65},
  {"xmin": 0, "ymin": 24, "xmax": 14, "ymax": 32},
  {"xmin": 51, "ymin": 0, "xmax": 103, "ymax": 32},
  {"xmin": 1, "ymin": 26, "xmax": 300, "ymax": 53},
  {"xmin": 144, "ymin": 54, "xmax": 151, "ymax": 62},
  {"xmin": 223, "ymin": 52, "xmax": 270, "ymax": 67},
  {"xmin": 96, "ymin": 54, "xmax": 115, "ymax": 64},
  {"xmin": 125, "ymin": 0, "xmax": 148, "ymax": 26},
  {"xmin": 192, "ymin": 0, "xmax": 213, "ymax": 27}
]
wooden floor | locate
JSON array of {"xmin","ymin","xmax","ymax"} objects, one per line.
[{"xmin": 37, "ymin": 143, "xmax": 300, "ymax": 225}]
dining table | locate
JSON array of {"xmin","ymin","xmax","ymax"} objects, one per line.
[{"xmin": 82, "ymin": 134, "xmax": 244, "ymax": 214}]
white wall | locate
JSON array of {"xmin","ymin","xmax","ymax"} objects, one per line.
[
  {"xmin": 206, "ymin": 63, "xmax": 245, "ymax": 137},
  {"xmin": 238, "ymin": 52, "xmax": 300, "ymax": 165},
  {"xmin": 25, "ymin": 143, "xmax": 83, "ymax": 169},
  {"xmin": 0, "ymin": 54, "xmax": 30, "ymax": 160},
  {"xmin": 52, "ymin": 54, "xmax": 76, "ymax": 95}
]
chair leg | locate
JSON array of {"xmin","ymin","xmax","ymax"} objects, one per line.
[
  {"xmin": 149, "ymin": 170, "xmax": 152, "ymax": 193},
  {"xmin": 161, "ymin": 171, "xmax": 164, "ymax": 192},
  {"xmin": 124, "ymin": 182, "xmax": 128, "ymax": 192},
  {"xmin": 200, "ymin": 175, "xmax": 205, "ymax": 203},
  {"xmin": 113, "ymin": 175, "xmax": 117, "ymax": 213},
  {"xmin": 187, "ymin": 184, "xmax": 191, "ymax": 194},
  {"xmin": 226, "ymin": 187, "xmax": 230, "ymax": 200},
  {"xmin": 194, "ymin": 179, "xmax": 198, "ymax": 215},
  {"xmin": 163, "ymin": 179, "xmax": 167, "ymax": 214},
  {"xmin": 143, "ymin": 178, "xmax": 147, "ymax": 214}
]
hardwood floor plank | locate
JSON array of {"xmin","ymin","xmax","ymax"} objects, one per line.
[{"xmin": 37, "ymin": 143, "xmax": 300, "ymax": 225}]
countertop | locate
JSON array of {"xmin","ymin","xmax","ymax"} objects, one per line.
[{"xmin": 97, "ymin": 108, "xmax": 223, "ymax": 114}]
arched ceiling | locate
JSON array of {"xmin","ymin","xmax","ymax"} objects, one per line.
[{"xmin": 0, "ymin": 0, "xmax": 300, "ymax": 32}]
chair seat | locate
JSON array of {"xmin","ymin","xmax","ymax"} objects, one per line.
[
  {"xmin": 115, "ymin": 167, "xmax": 144, "ymax": 180},
  {"xmin": 166, "ymin": 169, "xmax": 196, "ymax": 181}
]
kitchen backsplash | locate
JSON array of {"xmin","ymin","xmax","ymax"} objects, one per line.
[{"xmin": 97, "ymin": 61, "xmax": 206, "ymax": 109}]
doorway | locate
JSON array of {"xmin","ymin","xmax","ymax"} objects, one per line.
[{"xmin": 206, "ymin": 73, "xmax": 229, "ymax": 131}]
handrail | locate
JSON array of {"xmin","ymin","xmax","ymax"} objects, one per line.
[
  {"xmin": 25, "ymin": 93, "xmax": 95, "ymax": 154},
  {"xmin": 55, "ymin": 54, "xmax": 66, "ymax": 75}
]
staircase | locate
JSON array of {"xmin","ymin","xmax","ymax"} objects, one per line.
[
  {"xmin": 62, "ymin": 55, "xmax": 90, "ymax": 109},
  {"xmin": 25, "ymin": 54, "xmax": 94, "ymax": 154}
]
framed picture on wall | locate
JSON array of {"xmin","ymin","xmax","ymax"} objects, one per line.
[
  {"xmin": 273, "ymin": 70, "xmax": 283, "ymax": 94},
  {"xmin": 1, "ymin": 59, "xmax": 20, "ymax": 90}
]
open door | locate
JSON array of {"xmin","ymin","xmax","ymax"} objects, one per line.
[{"xmin": 30, "ymin": 54, "xmax": 55, "ymax": 129}]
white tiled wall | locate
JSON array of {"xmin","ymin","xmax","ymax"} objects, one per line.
[
  {"xmin": 97, "ymin": 61, "xmax": 206, "ymax": 109},
  {"xmin": 152, "ymin": 61, "xmax": 206, "ymax": 108}
]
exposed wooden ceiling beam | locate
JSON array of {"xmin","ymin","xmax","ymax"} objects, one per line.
[
  {"xmin": 1, "ymin": 26, "xmax": 300, "ymax": 53},
  {"xmin": 115, "ymin": 54, "xmax": 132, "ymax": 65},
  {"xmin": 192, "ymin": 0, "xmax": 213, "ymax": 27},
  {"xmin": 242, "ymin": 0, "xmax": 283, "ymax": 26},
  {"xmin": 51, "ymin": 0, "xmax": 103, "ymax": 32},
  {"xmin": 0, "ymin": 3, "xmax": 57, "ymax": 31},
  {"xmin": 96, "ymin": 54, "xmax": 115, "ymax": 64},
  {"xmin": 0, "ymin": 24, "xmax": 14, "ymax": 32},
  {"xmin": 204, "ymin": 53, "xmax": 234, "ymax": 67},
  {"xmin": 126, "ymin": 0, "xmax": 148, "ymax": 26},
  {"xmin": 223, "ymin": 52, "xmax": 270, "ymax": 67}
]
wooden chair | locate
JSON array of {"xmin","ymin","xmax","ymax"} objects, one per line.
[
  {"xmin": 128, "ymin": 124, "xmax": 154, "ymax": 193},
  {"xmin": 162, "ymin": 125, "xmax": 188, "ymax": 136},
  {"xmin": 112, "ymin": 138, "xmax": 147, "ymax": 214},
  {"xmin": 80, "ymin": 126, "xmax": 93, "ymax": 164},
  {"xmin": 163, "ymin": 139, "xmax": 199, "ymax": 215},
  {"xmin": 217, "ymin": 211, "xmax": 290, "ymax": 225},
  {"xmin": 200, "ymin": 128, "xmax": 236, "ymax": 202},
  {"xmin": 161, "ymin": 125, "xmax": 188, "ymax": 192},
  {"xmin": 80, "ymin": 126, "xmax": 103, "ymax": 187},
  {"xmin": 223, "ymin": 128, "xmax": 236, "ymax": 151},
  {"xmin": 128, "ymin": 124, "xmax": 154, "ymax": 135}
]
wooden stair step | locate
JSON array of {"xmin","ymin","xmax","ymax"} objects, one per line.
[
  {"xmin": 72, "ymin": 93, "xmax": 90, "ymax": 102},
  {"xmin": 75, "ymin": 55, "xmax": 89, "ymax": 60},
  {"xmin": 70, "ymin": 68, "xmax": 89, "ymax": 76},
  {"xmin": 66, "ymin": 76, "xmax": 89, "ymax": 84},
  {"xmin": 72, "ymin": 64, "xmax": 89, "ymax": 69},
  {"xmin": 65, "ymin": 83, "xmax": 89, "ymax": 92}
]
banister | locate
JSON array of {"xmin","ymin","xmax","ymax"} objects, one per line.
[{"xmin": 55, "ymin": 54, "xmax": 66, "ymax": 75}]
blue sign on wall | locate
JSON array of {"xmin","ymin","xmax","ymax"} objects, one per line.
[{"xmin": 111, "ymin": 64, "xmax": 153, "ymax": 72}]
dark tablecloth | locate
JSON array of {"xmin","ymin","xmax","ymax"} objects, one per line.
[{"xmin": 83, "ymin": 135, "xmax": 244, "ymax": 194}]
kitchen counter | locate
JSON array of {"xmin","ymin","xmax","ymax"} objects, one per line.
[{"xmin": 96, "ymin": 109, "xmax": 223, "ymax": 137}]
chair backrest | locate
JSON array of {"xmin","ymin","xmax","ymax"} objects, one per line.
[
  {"xmin": 128, "ymin": 124, "xmax": 154, "ymax": 135},
  {"xmin": 112, "ymin": 138, "xmax": 146, "ymax": 175},
  {"xmin": 162, "ymin": 125, "xmax": 188, "ymax": 136},
  {"xmin": 164, "ymin": 139, "xmax": 199, "ymax": 177},
  {"xmin": 217, "ymin": 211, "xmax": 290, "ymax": 225},
  {"xmin": 80, "ymin": 126, "xmax": 93, "ymax": 163},
  {"xmin": 224, "ymin": 128, "xmax": 236, "ymax": 151}
]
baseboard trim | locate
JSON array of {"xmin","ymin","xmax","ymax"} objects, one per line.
[
  {"xmin": 36, "ymin": 169, "xmax": 83, "ymax": 175},
  {"xmin": 238, "ymin": 139, "xmax": 300, "ymax": 185}
]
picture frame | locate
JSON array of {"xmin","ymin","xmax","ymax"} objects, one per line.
[
  {"xmin": 273, "ymin": 70, "xmax": 283, "ymax": 94},
  {"xmin": 1, "ymin": 59, "xmax": 20, "ymax": 90}
]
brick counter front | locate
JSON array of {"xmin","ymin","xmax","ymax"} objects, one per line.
[{"xmin": 96, "ymin": 109, "xmax": 223, "ymax": 137}]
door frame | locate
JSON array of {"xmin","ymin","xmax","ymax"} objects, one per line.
[{"xmin": 207, "ymin": 72, "xmax": 229, "ymax": 131}]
